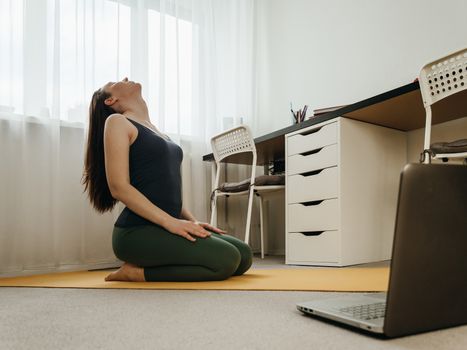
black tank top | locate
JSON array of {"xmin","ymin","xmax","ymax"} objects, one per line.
[{"xmin": 114, "ymin": 117, "xmax": 183, "ymax": 227}]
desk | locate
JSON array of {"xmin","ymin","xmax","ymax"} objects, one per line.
[
  {"xmin": 202, "ymin": 81, "xmax": 467, "ymax": 165},
  {"xmin": 203, "ymin": 81, "xmax": 467, "ymax": 266}
]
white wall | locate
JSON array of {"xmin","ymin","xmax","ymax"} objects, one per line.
[{"xmin": 254, "ymin": 0, "xmax": 467, "ymax": 134}]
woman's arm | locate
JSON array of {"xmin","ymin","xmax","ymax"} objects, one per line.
[{"xmin": 104, "ymin": 114, "xmax": 211, "ymax": 241}]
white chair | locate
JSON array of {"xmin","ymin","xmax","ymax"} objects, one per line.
[
  {"xmin": 210, "ymin": 125, "xmax": 284, "ymax": 258},
  {"xmin": 419, "ymin": 47, "xmax": 467, "ymax": 163}
]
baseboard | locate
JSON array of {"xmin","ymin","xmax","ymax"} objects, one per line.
[{"xmin": 0, "ymin": 260, "xmax": 122, "ymax": 278}]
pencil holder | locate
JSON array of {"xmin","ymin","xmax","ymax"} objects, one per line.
[{"xmin": 290, "ymin": 104, "xmax": 308, "ymax": 124}]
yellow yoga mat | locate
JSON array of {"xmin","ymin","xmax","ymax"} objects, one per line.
[{"xmin": 0, "ymin": 267, "xmax": 389, "ymax": 292}]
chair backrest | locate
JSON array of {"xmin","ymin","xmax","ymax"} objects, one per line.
[
  {"xmin": 419, "ymin": 47, "xmax": 467, "ymax": 108},
  {"xmin": 210, "ymin": 125, "xmax": 256, "ymax": 164}
]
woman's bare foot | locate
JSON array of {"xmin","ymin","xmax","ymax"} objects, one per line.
[{"xmin": 104, "ymin": 262, "xmax": 146, "ymax": 282}]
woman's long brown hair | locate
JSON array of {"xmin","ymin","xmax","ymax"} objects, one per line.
[{"xmin": 82, "ymin": 88, "xmax": 117, "ymax": 213}]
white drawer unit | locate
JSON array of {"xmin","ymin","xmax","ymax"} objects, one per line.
[
  {"xmin": 287, "ymin": 231, "xmax": 340, "ymax": 263},
  {"xmin": 288, "ymin": 199, "xmax": 339, "ymax": 232},
  {"xmin": 287, "ymin": 122, "xmax": 338, "ymax": 156},
  {"xmin": 285, "ymin": 117, "xmax": 407, "ymax": 266},
  {"xmin": 287, "ymin": 144, "xmax": 338, "ymax": 176},
  {"xmin": 287, "ymin": 166, "xmax": 338, "ymax": 203}
]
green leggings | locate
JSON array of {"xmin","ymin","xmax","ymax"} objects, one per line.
[{"xmin": 112, "ymin": 225, "xmax": 253, "ymax": 282}]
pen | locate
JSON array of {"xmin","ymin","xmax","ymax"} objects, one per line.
[{"xmin": 302, "ymin": 105, "xmax": 308, "ymax": 122}]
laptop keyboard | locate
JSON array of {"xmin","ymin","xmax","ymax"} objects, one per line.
[{"xmin": 339, "ymin": 302, "xmax": 386, "ymax": 321}]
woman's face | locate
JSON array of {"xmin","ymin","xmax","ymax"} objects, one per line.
[{"xmin": 102, "ymin": 77, "xmax": 141, "ymax": 111}]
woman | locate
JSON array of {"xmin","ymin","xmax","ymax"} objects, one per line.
[{"xmin": 82, "ymin": 77, "xmax": 252, "ymax": 282}]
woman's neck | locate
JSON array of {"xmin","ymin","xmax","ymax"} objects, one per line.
[{"xmin": 122, "ymin": 97, "xmax": 150, "ymax": 122}]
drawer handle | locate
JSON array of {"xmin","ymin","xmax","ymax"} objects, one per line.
[
  {"xmin": 299, "ymin": 231, "xmax": 324, "ymax": 236},
  {"xmin": 300, "ymin": 168, "xmax": 324, "ymax": 177},
  {"xmin": 301, "ymin": 200, "xmax": 324, "ymax": 206},
  {"xmin": 300, "ymin": 126, "xmax": 323, "ymax": 136},
  {"xmin": 299, "ymin": 147, "xmax": 323, "ymax": 157}
]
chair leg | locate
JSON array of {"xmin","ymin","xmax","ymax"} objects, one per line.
[
  {"xmin": 259, "ymin": 195, "xmax": 265, "ymax": 259},
  {"xmin": 244, "ymin": 187, "xmax": 255, "ymax": 245},
  {"xmin": 210, "ymin": 194, "xmax": 217, "ymax": 227},
  {"xmin": 423, "ymin": 107, "xmax": 432, "ymax": 164}
]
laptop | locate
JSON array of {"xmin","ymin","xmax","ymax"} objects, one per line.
[{"xmin": 296, "ymin": 163, "xmax": 467, "ymax": 338}]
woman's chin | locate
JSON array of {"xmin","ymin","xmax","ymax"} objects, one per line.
[{"xmin": 129, "ymin": 83, "xmax": 142, "ymax": 95}]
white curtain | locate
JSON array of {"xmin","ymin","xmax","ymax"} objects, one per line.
[{"xmin": 0, "ymin": 0, "xmax": 256, "ymax": 277}]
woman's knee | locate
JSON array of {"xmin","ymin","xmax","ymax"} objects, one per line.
[
  {"xmin": 211, "ymin": 243, "xmax": 242, "ymax": 280},
  {"xmin": 236, "ymin": 240, "xmax": 253, "ymax": 261},
  {"xmin": 211, "ymin": 233, "xmax": 253, "ymax": 276},
  {"xmin": 233, "ymin": 242, "xmax": 253, "ymax": 276}
]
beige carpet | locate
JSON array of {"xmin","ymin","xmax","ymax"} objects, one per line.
[{"xmin": 0, "ymin": 267, "xmax": 389, "ymax": 291}]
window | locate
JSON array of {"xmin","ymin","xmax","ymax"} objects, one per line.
[
  {"xmin": 148, "ymin": 8, "xmax": 192, "ymax": 135},
  {"xmin": 0, "ymin": 0, "xmax": 194, "ymax": 136}
]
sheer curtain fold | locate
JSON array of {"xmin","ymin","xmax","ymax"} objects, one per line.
[{"xmin": 0, "ymin": 0, "xmax": 256, "ymax": 276}]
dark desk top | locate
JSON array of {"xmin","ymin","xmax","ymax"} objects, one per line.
[{"xmin": 203, "ymin": 81, "xmax": 467, "ymax": 165}]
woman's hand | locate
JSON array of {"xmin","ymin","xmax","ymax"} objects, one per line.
[
  {"xmin": 164, "ymin": 218, "xmax": 212, "ymax": 242},
  {"xmin": 195, "ymin": 222, "xmax": 228, "ymax": 235}
]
